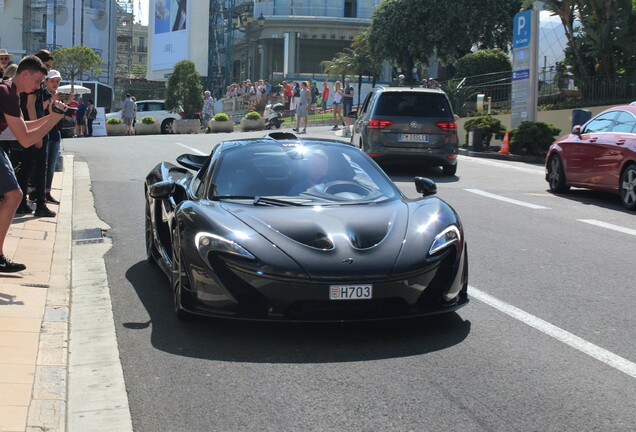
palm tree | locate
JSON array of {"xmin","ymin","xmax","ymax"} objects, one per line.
[
  {"xmin": 522, "ymin": 0, "xmax": 590, "ymax": 82},
  {"xmin": 321, "ymin": 28, "xmax": 382, "ymax": 108}
]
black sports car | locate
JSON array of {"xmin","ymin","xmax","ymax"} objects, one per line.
[{"xmin": 145, "ymin": 133, "xmax": 468, "ymax": 321}]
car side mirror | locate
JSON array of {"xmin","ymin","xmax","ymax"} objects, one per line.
[
  {"xmin": 149, "ymin": 180, "xmax": 176, "ymax": 199},
  {"xmin": 572, "ymin": 125, "xmax": 582, "ymax": 136},
  {"xmin": 414, "ymin": 177, "xmax": 437, "ymax": 196}
]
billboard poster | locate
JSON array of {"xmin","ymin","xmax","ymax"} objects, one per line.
[{"xmin": 151, "ymin": 0, "xmax": 189, "ymax": 72}]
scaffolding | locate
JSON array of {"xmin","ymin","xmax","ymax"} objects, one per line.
[
  {"xmin": 115, "ymin": 0, "xmax": 134, "ymax": 79},
  {"xmin": 23, "ymin": 0, "xmax": 48, "ymax": 54},
  {"xmin": 207, "ymin": 0, "xmax": 233, "ymax": 99}
]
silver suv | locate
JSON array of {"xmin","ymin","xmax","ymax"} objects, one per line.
[
  {"xmin": 351, "ymin": 86, "xmax": 459, "ymax": 175},
  {"xmin": 106, "ymin": 100, "xmax": 179, "ymax": 134}
]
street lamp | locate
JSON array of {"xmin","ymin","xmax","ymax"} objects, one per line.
[{"xmin": 231, "ymin": 11, "xmax": 265, "ymax": 81}]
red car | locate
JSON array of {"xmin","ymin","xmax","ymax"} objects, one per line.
[{"xmin": 545, "ymin": 105, "xmax": 636, "ymax": 210}]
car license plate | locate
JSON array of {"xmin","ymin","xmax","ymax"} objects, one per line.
[
  {"xmin": 398, "ymin": 133, "xmax": 429, "ymax": 143},
  {"xmin": 329, "ymin": 285, "xmax": 373, "ymax": 300}
]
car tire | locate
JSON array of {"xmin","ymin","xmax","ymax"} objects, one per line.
[
  {"xmin": 443, "ymin": 164, "xmax": 457, "ymax": 176},
  {"xmin": 171, "ymin": 228, "xmax": 194, "ymax": 320},
  {"xmin": 619, "ymin": 163, "xmax": 636, "ymax": 210},
  {"xmin": 161, "ymin": 119, "xmax": 175, "ymax": 134},
  {"xmin": 547, "ymin": 154, "xmax": 570, "ymax": 193},
  {"xmin": 144, "ymin": 197, "xmax": 156, "ymax": 265}
]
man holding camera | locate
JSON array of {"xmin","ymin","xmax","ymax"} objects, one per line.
[{"xmin": 0, "ymin": 55, "xmax": 73, "ymax": 272}]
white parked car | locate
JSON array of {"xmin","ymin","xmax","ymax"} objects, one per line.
[{"xmin": 106, "ymin": 100, "xmax": 180, "ymax": 134}]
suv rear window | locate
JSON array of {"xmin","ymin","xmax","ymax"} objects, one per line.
[{"xmin": 374, "ymin": 92, "xmax": 452, "ymax": 118}]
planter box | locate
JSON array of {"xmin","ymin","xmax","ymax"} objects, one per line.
[
  {"xmin": 174, "ymin": 119, "xmax": 203, "ymax": 134},
  {"xmin": 106, "ymin": 123, "xmax": 127, "ymax": 136},
  {"xmin": 135, "ymin": 123, "xmax": 161, "ymax": 135},
  {"xmin": 209, "ymin": 119, "xmax": 235, "ymax": 133},
  {"xmin": 240, "ymin": 117, "xmax": 265, "ymax": 131}
]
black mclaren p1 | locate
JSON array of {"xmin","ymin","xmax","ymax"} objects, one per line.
[{"xmin": 145, "ymin": 133, "xmax": 468, "ymax": 321}]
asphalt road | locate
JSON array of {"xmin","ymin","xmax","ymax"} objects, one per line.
[{"xmin": 64, "ymin": 129, "xmax": 636, "ymax": 432}]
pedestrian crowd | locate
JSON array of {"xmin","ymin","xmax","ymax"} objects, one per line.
[{"xmin": 0, "ymin": 48, "xmax": 75, "ymax": 273}]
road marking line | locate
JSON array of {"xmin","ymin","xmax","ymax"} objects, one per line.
[
  {"xmin": 578, "ymin": 219, "xmax": 636, "ymax": 236},
  {"xmin": 470, "ymin": 286, "xmax": 636, "ymax": 379},
  {"xmin": 464, "ymin": 188, "xmax": 550, "ymax": 209},
  {"xmin": 460, "ymin": 156, "xmax": 545, "ymax": 174},
  {"xmin": 176, "ymin": 142, "xmax": 207, "ymax": 155}
]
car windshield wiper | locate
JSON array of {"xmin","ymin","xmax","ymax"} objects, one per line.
[{"xmin": 212, "ymin": 195, "xmax": 303, "ymax": 206}]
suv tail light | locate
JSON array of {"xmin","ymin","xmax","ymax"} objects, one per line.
[
  {"xmin": 435, "ymin": 121, "xmax": 457, "ymax": 131},
  {"xmin": 368, "ymin": 119, "xmax": 394, "ymax": 129}
]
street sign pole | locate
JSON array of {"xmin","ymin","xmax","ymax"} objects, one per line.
[{"xmin": 511, "ymin": 8, "xmax": 540, "ymax": 128}]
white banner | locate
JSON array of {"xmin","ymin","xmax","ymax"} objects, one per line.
[{"xmin": 92, "ymin": 107, "xmax": 107, "ymax": 137}]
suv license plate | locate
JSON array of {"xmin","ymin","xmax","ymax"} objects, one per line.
[
  {"xmin": 330, "ymin": 285, "xmax": 373, "ymax": 300},
  {"xmin": 398, "ymin": 133, "xmax": 429, "ymax": 143}
]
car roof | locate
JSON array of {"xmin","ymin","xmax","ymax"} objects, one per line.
[
  {"xmin": 599, "ymin": 105, "xmax": 636, "ymax": 115},
  {"xmin": 372, "ymin": 85, "xmax": 446, "ymax": 94}
]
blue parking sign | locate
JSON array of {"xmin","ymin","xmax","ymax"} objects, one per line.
[{"xmin": 513, "ymin": 10, "xmax": 532, "ymax": 49}]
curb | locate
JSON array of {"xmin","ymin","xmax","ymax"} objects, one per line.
[{"xmin": 458, "ymin": 148, "xmax": 546, "ymax": 164}]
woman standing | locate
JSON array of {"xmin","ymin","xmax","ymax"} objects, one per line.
[
  {"xmin": 331, "ymin": 81, "xmax": 344, "ymax": 130},
  {"xmin": 85, "ymin": 99, "xmax": 97, "ymax": 137}
]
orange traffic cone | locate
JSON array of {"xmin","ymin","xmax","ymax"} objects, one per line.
[{"xmin": 499, "ymin": 132, "xmax": 510, "ymax": 154}]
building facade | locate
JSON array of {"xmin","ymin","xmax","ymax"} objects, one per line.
[
  {"xmin": 148, "ymin": 0, "xmax": 383, "ymax": 97},
  {"xmin": 0, "ymin": 0, "xmax": 118, "ymax": 89}
]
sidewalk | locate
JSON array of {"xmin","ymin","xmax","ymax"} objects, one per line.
[{"xmin": 0, "ymin": 157, "xmax": 72, "ymax": 432}]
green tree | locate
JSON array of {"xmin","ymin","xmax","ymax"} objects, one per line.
[
  {"xmin": 51, "ymin": 46, "xmax": 102, "ymax": 91},
  {"xmin": 454, "ymin": 49, "xmax": 511, "ymax": 79},
  {"xmin": 131, "ymin": 63, "xmax": 147, "ymax": 78},
  {"xmin": 321, "ymin": 27, "xmax": 382, "ymax": 107},
  {"xmin": 368, "ymin": 0, "xmax": 520, "ymax": 83},
  {"xmin": 165, "ymin": 60, "xmax": 203, "ymax": 119}
]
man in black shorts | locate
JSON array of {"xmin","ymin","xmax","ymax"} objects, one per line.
[{"xmin": 0, "ymin": 55, "xmax": 70, "ymax": 272}]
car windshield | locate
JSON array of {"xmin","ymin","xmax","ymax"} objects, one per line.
[{"xmin": 209, "ymin": 141, "xmax": 399, "ymax": 204}]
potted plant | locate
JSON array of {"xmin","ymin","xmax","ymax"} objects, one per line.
[
  {"xmin": 106, "ymin": 117, "xmax": 126, "ymax": 136},
  {"xmin": 135, "ymin": 116, "xmax": 161, "ymax": 135},
  {"xmin": 209, "ymin": 112, "xmax": 235, "ymax": 133},
  {"xmin": 165, "ymin": 60, "xmax": 204, "ymax": 134},
  {"xmin": 240, "ymin": 111, "xmax": 265, "ymax": 131}
]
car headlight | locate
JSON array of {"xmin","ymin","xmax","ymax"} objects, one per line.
[
  {"xmin": 195, "ymin": 232, "xmax": 255, "ymax": 260},
  {"xmin": 428, "ymin": 225, "xmax": 461, "ymax": 255}
]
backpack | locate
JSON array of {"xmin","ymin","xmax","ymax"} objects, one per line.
[{"xmin": 87, "ymin": 105, "xmax": 97, "ymax": 120}]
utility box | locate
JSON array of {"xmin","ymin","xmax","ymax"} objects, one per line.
[
  {"xmin": 468, "ymin": 128, "xmax": 483, "ymax": 152},
  {"xmin": 572, "ymin": 109, "xmax": 592, "ymax": 129}
]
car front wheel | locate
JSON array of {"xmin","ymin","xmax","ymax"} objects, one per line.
[
  {"xmin": 144, "ymin": 198, "xmax": 156, "ymax": 264},
  {"xmin": 171, "ymin": 228, "xmax": 194, "ymax": 320},
  {"xmin": 547, "ymin": 154, "xmax": 570, "ymax": 193},
  {"xmin": 620, "ymin": 163, "xmax": 636, "ymax": 210},
  {"xmin": 161, "ymin": 119, "xmax": 174, "ymax": 134}
]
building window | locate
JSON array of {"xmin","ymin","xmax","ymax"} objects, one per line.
[{"xmin": 344, "ymin": 0, "xmax": 357, "ymax": 18}]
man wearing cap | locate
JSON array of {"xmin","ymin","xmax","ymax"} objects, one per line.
[
  {"xmin": 0, "ymin": 49, "xmax": 14, "ymax": 71},
  {"xmin": 121, "ymin": 93, "xmax": 137, "ymax": 136},
  {"xmin": 342, "ymin": 78, "xmax": 354, "ymax": 136},
  {"xmin": 0, "ymin": 56, "xmax": 72, "ymax": 272}
]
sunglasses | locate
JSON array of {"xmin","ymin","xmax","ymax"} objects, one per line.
[{"xmin": 0, "ymin": 57, "xmax": 10, "ymax": 61}]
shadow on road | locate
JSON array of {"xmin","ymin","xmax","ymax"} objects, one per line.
[
  {"xmin": 380, "ymin": 163, "xmax": 460, "ymax": 185},
  {"xmin": 124, "ymin": 261, "xmax": 471, "ymax": 364},
  {"xmin": 545, "ymin": 188, "xmax": 631, "ymax": 213}
]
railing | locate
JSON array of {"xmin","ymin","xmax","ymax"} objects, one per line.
[{"xmin": 449, "ymin": 70, "xmax": 636, "ymax": 117}]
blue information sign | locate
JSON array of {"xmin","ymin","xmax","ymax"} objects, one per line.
[{"xmin": 513, "ymin": 10, "xmax": 532, "ymax": 49}]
